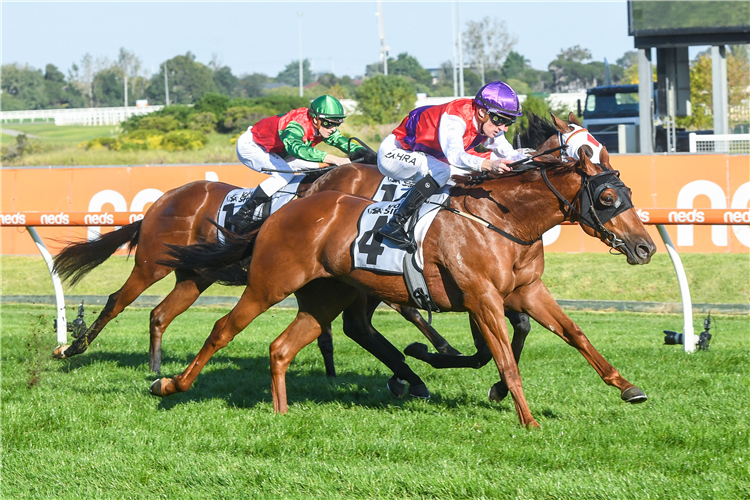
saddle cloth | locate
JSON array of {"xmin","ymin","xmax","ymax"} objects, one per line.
[
  {"xmin": 216, "ymin": 176, "xmax": 306, "ymax": 243},
  {"xmin": 216, "ymin": 175, "xmax": 415, "ymax": 244},
  {"xmin": 351, "ymin": 187, "xmax": 450, "ymax": 274}
]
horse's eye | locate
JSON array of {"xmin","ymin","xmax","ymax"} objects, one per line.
[{"xmin": 601, "ymin": 190, "xmax": 617, "ymax": 206}]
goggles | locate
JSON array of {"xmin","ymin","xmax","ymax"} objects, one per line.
[
  {"xmin": 488, "ymin": 112, "xmax": 515, "ymax": 127},
  {"xmin": 319, "ymin": 118, "xmax": 343, "ymax": 129}
]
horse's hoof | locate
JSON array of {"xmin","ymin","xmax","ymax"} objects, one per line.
[
  {"xmin": 409, "ymin": 383, "xmax": 431, "ymax": 400},
  {"xmin": 488, "ymin": 382, "xmax": 509, "ymax": 402},
  {"xmin": 403, "ymin": 342, "xmax": 429, "ymax": 359},
  {"xmin": 621, "ymin": 386, "xmax": 648, "ymax": 404},
  {"xmin": 387, "ymin": 376, "xmax": 406, "ymax": 399},
  {"xmin": 52, "ymin": 345, "xmax": 70, "ymax": 359},
  {"xmin": 526, "ymin": 420, "xmax": 542, "ymax": 430},
  {"xmin": 150, "ymin": 378, "xmax": 176, "ymax": 397}
]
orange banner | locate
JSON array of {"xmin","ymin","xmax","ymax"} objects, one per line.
[{"xmin": 1, "ymin": 155, "xmax": 748, "ymax": 255}]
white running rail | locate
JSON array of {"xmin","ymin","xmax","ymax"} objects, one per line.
[{"xmin": 1, "ymin": 105, "xmax": 164, "ymax": 126}]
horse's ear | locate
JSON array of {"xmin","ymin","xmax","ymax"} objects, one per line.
[
  {"xmin": 600, "ymin": 146, "xmax": 612, "ymax": 168},
  {"xmin": 579, "ymin": 148, "xmax": 598, "ymax": 175},
  {"xmin": 568, "ymin": 112, "xmax": 582, "ymax": 126},
  {"xmin": 550, "ymin": 112, "xmax": 573, "ymax": 133}
]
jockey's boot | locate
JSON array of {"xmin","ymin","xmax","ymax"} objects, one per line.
[
  {"xmin": 379, "ymin": 174, "xmax": 439, "ymax": 249},
  {"xmin": 227, "ymin": 186, "xmax": 271, "ymax": 234}
]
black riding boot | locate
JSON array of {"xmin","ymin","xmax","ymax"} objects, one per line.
[
  {"xmin": 379, "ymin": 174, "xmax": 440, "ymax": 249},
  {"xmin": 227, "ymin": 186, "xmax": 271, "ymax": 233}
]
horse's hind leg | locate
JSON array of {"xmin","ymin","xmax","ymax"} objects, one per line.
[
  {"xmin": 389, "ymin": 303, "xmax": 462, "ymax": 355},
  {"xmin": 489, "ymin": 310, "xmax": 532, "ymax": 402},
  {"xmin": 53, "ymin": 261, "xmax": 171, "ymax": 359},
  {"xmin": 316, "ymin": 325, "xmax": 336, "ymax": 377},
  {"xmin": 149, "ymin": 269, "xmax": 214, "ymax": 373},
  {"xmin": 345, "ymin": 295, "xmax": 429, "ymax": 399},
  {"xmin": 270, "ymin": 280, "xmax": 357, "ymax": 413},
  {"xmin": 519, "ymin": 281, "xmax": 646, "ymax": 404}
]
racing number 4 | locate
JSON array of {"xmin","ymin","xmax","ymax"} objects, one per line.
[{"xmin": 358, "ymin": 215, "xmax": 388, "ymax": 265}]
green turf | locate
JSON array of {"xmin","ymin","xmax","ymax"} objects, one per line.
[
  {"xmin": 2, "ymin": 253, "xmax": 748, "ymax": 304},
  {"xmin": 2, "ymin": 305, "xmax": 748, "ymax": 499},
  {"xmin": 1, "ymin": 123, "xmax": 120, "ymax": 143}
]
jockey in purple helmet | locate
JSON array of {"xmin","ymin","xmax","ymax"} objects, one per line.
[{"xmin": 377, "ymin": 80, "xmax": 528, "ymax": 248}]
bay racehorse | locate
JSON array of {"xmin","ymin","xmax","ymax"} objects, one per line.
[{"xmin": 152, "ymin": 119, "xmax": 657, "ymax": 428}]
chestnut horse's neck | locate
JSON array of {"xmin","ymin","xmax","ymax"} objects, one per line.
[{"xmin": 456, "ymin": 162, "xmax": 583, "ymax": 244}]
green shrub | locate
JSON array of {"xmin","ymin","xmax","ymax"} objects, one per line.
[
  {"xmin": 188, "ymin": 112, "xmax": 218, "ymax": 134},
  {"xmin": 160, "ymin": 130, "xmax": 208, "ymax": 151},
  {"xmin": 82, "ymin": 136, "xmax": 121, "ymax": 151},
  {"xmin": 137, "ymin": 115, "xmax": 180, "ymax": 132},
  {"xmin": 119, "ymin": 129, "xmax": 164, "ymax": 150}
]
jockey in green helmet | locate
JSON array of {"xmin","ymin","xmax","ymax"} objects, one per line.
[{"xmin": 229, "ymin": 95, "xmax": 374, "ymax": 233}]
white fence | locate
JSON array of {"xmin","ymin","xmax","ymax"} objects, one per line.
[
  {"xmin": 689, "ymin": 133, "xmax": 750, "ymax": 154},
  {"xmin": 0, "ymin": 105, "xmax": 164, "ymax": 126}
]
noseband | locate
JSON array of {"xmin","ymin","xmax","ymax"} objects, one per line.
[{"xmin": 539, "ymin": 163, "xmax": 633, "ymax": 253}]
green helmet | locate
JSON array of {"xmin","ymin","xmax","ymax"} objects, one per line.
[{"xmin": 309, "ymin": 95, "xmax": 346, "ymax": 120}]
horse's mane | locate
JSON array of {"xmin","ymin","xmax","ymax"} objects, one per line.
[{"xmin": 514, "ymin": 113, "xmax": 559, "ymax": 150}]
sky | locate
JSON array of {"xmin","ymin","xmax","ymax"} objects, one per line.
[{"xmin": 2, "ymin": 0, "xmax": 640, "ymax": 79}]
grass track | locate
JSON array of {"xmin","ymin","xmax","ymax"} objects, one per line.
[
  {"xmin": 2, "ymin": 305, "xmax": 748, "ymax": 499},
  {"xmin": 2, "ymin": 253, "xmax": 749, "ymax": 304}
]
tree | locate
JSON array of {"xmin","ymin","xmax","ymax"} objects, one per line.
[
  {"xmin": 463, "ymin": 17, "xmax": 517, "ymax": 85},
  {"xmin": 44, "ymin": 64, "xmax": 84, "ymax": 108},
  {"xmin": 355, "ymin": 75, "xmax": 415, "ymax": 124},
  {"xmin": 500, "ymin": 51, "xmax": 528, "ymax": 81},
  {"xmin": 146, "ymin": 52, "xmax": 218, "ymax": 105},
  {"xmin": 0, "ymin": 64, "xmax": 47, "ymax": 110},
  {"xmin": 388, "ymin": 53, "xmax": 433, "ymax": 86},
  {"xmin": 92, "ymin": 67, "xmax": 124, "ymax": 107},
  {"xmin": 212, "ymin": 66, "xmax": 239, "ymax": 97},
  {"xmin": 237, "ymin": 73, "xmax": 268, "ymax": 98},
  {"xmin": 68, "ymin": 53, "xmax": 95, "ymax": 107},
  {"xmin": 558, "ymin": 45, "xmax": 592, "ymax": 63},
  {"xmin": 276, "ymin": 59, "xmax": 313, "ymax": 87}
]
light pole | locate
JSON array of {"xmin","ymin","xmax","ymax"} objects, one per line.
[
  {"xmin": 298, "ymin": 12, "xmax": 303, "ymax": 97},
  {"xmin": 457, "ymin": 2, "xmax": 465, "ymax": 97},
  {"xmin": 451, "ymin": 2, "xmax": 458, "ymax": 97},
  {"xmin": 164, "ymin": 62, "xmax": 170, "ymax": 106}
]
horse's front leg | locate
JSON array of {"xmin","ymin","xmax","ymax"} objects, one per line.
[
  {"xmin": 467, "ymin": 294, "xmax": 539, "ymax": 429},
  {"xmin": 517, "ymin": 280, "xmax": 647, "ymax": 403}
]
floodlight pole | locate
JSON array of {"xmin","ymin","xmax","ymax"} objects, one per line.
[
  {"xmin": 451, "ymin": 1, "xmax": 458, "ymax": 97},
  {"xmin": 457, "ymin": 2, "xmax": 465, "ymax": 97},
  {"xmin": 298, "ymin": 12, "xmax": 304, "ymax": 97},
  {"xmin": 164, "ymin": 62, "xmax": 170, "ymax": 106}
]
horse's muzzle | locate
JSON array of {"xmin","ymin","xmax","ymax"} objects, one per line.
[{"xmin": 624, "ymin": 237, "xmax": 656, "ymax": 265}]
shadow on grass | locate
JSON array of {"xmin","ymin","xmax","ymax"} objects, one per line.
[{"xmin": 53, "ymin": 349, "xmax": 516, "ymax": 413}]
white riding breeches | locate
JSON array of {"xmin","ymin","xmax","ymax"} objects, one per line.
[
  {"xmin": 377, "ymin": 134, "xmax": 474, "ymax": 187},
  {"xmin": 236, "ymin": 126, "xmax": 318, "ymax": 196}
]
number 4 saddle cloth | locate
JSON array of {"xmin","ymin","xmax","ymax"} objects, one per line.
[{"xmin": 352, "ymin": 185, "xmax": 451, "ymax": 274}]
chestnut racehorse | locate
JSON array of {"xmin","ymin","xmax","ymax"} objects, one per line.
[
  {"xmin": 52, "ymin": 166, "xmax": 478, "ymax": 375},
  {"xmin": 152, "ymin": 121, "xmax": 657, "ymax": 428}
]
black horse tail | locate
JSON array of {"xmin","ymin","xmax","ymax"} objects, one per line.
[
  {"xmin": 53, "ymin": 220, "xmax": 142, "ymax": 286},
  {"xmin": 158, "ymin": 219, "xmax": 261, "ymax": 273}
]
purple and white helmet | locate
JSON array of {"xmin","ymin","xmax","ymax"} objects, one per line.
[{"xmin": 474, "ymin": 81, "xmax": 523, "ymax": 117}]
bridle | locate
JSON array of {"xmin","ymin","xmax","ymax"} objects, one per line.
[{"xmin": 538, "ymin": 160, "xmax": 633, "ymax": 254}]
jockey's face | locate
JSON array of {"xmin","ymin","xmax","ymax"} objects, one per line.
[{"xmin": 476, "ymin": 108, "xmax": 508, "ymax": 138}]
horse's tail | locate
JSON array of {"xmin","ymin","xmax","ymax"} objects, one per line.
[
  {"xmin": 158, "ymin": 219, "xmax": 261, "ymax": 273},
  {"xmin": 53, "ymin": 220, "xmax": 142, "ymax": 286}
]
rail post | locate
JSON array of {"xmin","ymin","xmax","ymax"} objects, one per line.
[{"xmin": 26, "ymin": 227, "xmax": 67, "ymax": 344}]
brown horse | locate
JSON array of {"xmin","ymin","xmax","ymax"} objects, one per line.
[
  {"xmin": 152, "ymin": 122, "xmax": 657, "ymax": 428},
  {"xmin": 52, "ymin": 165, "xmax": 477, "ymax": 376}
]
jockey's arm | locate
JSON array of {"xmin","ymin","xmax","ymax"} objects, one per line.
[
  {"xmin": 326, "ymin": 129, "xmax": 367, "ymax": 159},
  {"xmin": 438, "ymin": 113, "xmax": 485, "ymax": 172},
  {"xmin": 280, "ymin": 121, "xmax": 339, "ymax": 165}
]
